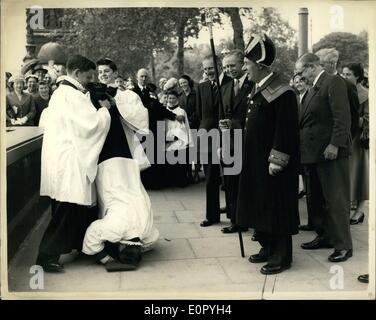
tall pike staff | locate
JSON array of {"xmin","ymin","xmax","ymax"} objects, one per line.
[{"xmin": 205, "ymin": 10, "xmax": 245, "ymax": 258}]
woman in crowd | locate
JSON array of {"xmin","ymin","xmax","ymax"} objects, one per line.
[
  {"xmin": 24, "ymin": 74, "xmax": 39, "ymax": 97},
  {"xmin": 157, "ymin": 77, "xmax": 168, "ymax": 100},
  {"xmin": 159, "ymin": 91, "xmax": 168, "ymax": 107},
  {"xmin": 179, "ymin": 74, "xmax": 200, "ymax": 183},
  {"xmin": 6, "ymin": 74, "xmax": 36, "ymax": 126},
  {"xmin": 165, "ymin": 90, "xmax": 193, "ymax": 188},
  {"xmin": 342, "ymin": 63, "xmax": 369, "ymax": 225},
  {"xmin": 34, "ymin": 81, "xmax": 51, "ymax": 126}
]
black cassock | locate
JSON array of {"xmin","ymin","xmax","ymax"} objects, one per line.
[{"xmin": 236, "ymin": 73, "xmax": 300, "ymax": 237}]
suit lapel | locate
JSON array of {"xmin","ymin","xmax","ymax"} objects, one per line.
[
  {"xmin": 299, "ymin": 72, "xmax": 327, "ymax": 124},
  {"xmin": 232, "ymin": 81, "xmax": 252, "ymax": 112}
]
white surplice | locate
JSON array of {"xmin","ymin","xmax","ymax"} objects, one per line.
[
  {"xmin": 165, "ymin": 105, "xmax": 193, "ymax": 151},
  {"xmin": 39, "ymin": 78, "xmax": 111, "ymax": 206},
  {"xmin": 82, "ymin": 89, "xmax": 159, "ymax": 255}
]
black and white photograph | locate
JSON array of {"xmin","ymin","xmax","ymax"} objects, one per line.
[{"xmin": 1, "ymin": 0, "xmax": 375, "ymax": 301}]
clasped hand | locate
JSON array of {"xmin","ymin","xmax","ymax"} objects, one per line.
[
  {"xmin": 219, "ymin": 119, "xmax": 232, "ymax": 130},
  {"xmin": 323, "ymin": 144, "xmax": 338, "ymax": 160},
  {"xmin": 269, "ymin": 163, "xmax": 283, "ymax": 176}
]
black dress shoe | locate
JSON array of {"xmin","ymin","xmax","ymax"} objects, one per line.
[
  {"xmin": 200, "ymin": 220, "xmax": 219, "ymax": 227},
  {"xmin": 299, "ymin": 224, "xmax": 314, "ymax": 231},
  {"xmin": 301, "ymin": 237, "xmax": 333, "ymax": 250},
  {"xmin": 248, "ymin": 253, "xmax": 267, "ymax": 263},
  {"xmin": 260, "ymin": 263, "xmax": 291, "ymax": 275},
  {"xmin": 221, "ymin": 225, "xmax": 248, "ymax": 234},
  {"xmin": 328, "ymin": 249, "xmax": 353, "ymax": 262},
  {"xmin": 350, "ymin": 213, "xmax": 365, "ymax": 225},
  {"xmin": 39, "ymin": 262, "xmax": 64, "ymax": 273},
  {"xmin": 358, "ymin": 274, "xmax": 369, "ymax": 283},
  {"xmin": 220, "ymin": 206, "xmax": 227, "ymax": 214}
]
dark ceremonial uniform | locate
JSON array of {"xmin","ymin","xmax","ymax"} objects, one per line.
[{"xmin": 236, "ymin": 73, "xmax": 300, "ymax": 266}]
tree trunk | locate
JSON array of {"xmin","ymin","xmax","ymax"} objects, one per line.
[
  {"xmin": 177, "ymin": 17, "xmax": 187, "ymax": 76},
  {"xmin": 224, "ymin": 8, "xmax": 244, "ymax": 51}
]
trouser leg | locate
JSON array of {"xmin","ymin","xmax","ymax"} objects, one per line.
[
  {"xmin": 303, "ymin": 164, "xmax": 327, "ymax": 238},
  {"xmin": 316, "ymin": 158, "xmax": 352, "ymax": 250},
  {"xmin": 37, "ymin": 199, "xmax": 96, "ymax": 264},
  {"xmin": 203, "ymin": 160, "xmax": 220, "ymax": 222}
]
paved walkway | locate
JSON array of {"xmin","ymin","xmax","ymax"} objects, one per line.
[{"xmin": 7, "ymin": 180, "xmax": 372, "ymax": 299}]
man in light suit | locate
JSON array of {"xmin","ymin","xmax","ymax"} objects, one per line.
[{"xmin": 295, "ymin": 53, "xmax": 353, "ymax": 262}]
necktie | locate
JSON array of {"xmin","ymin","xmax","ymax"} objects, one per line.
[
  {"xmin": 233, "ymin": 79, "xmax": 239, "ymax": 96},
  {"xmin": 212, "ymin": 81, "xmax": 218, "ymax": 96}
]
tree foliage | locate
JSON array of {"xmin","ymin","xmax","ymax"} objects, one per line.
[
  {"xmin": 312, "ymin": 32, "xmax": 368, "ymax": 68},
  {"xmin": 61, "ymin": 8, "xmax": 175, "ymax": 79}
]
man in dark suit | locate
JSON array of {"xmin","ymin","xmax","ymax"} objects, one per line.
[
  {"xmin": 219, "ymin": 49, "xmax": 254, "ymax": 233},
  {"xmin": 196, "ymin": 55, "xmax": 231, "ymax": 227},
  {"xmin": 295, "ymin": 53, "xmax": 353, "ymax": 262},
  {"xmin": 133, "ymin": 68, "xmax": 184, "ymax": 189},
  {"xmin": 315, "ymin": 48, "xmax": 359, "ymax": 138}
]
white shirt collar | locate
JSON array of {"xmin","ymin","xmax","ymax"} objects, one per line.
[
  {"xmin": 237, "ymin": 73, "xmax": 248, "ymax": 88},
  {"xmin": 138, "ymin": 83, "xmax": 146, "ymax": 91},
  {"xmin": 65, "ymin": 75, "xmax": 86, "ymax": 92},
  {"xmin": 313, "ymin": 70, "xmax": 325, "ymax": 87},
  {"xmin": 256, "ymin": 72, "xmax": 274, "ymax": 89}
]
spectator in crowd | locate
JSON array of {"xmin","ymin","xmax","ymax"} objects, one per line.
[
  {"xmin": 179, "ymin": 74, "xmax": 200, "ymax": 183},
  {"xmin": 292, "ymin": 73, "xmax": 313, "ymax": 231},
  {"xmin": 292, "ymin": 73, "xmax": 309, "ymax": 104},
  {"xmin": 342, "ymin": 63, "xmax": 369, "ymax": 225},
  {"xmin": 6, "ymin": 74, "xmax": 36, "ymax": 126},
  {"xmin": 163, "ymin": 77, "xmax": 179, "ymax": 93},
  {"xmin": 24, "ymin": 74, "xmax": 39, "ymax": 97},
  {"xmin": 125, "ymin": 76, "xmax": 135, "ymax": 90},
  {"xmin": 315, "ymin": 48, "xmax": 360, "ymax": 139},
  {"xmin": 133, "ymin": 68, "xmax": 184, "ymax": 189},
  {"xmin": 219, "ymin": 49, "xmax": 253, "ymax": 234},
  {"xmin": 196, "ymin": 54, "xmax": 231, "ymax": 227},
  {"xmin": 179, "ymin": 75, "xmax": 198, "ymax": 129},
  {"xmin": 165, "ymin": 90, "xmax": 193, "ymax": 188},
  {"xmin": 157, "ymin": 77, "xmax": 168, "ymax": 99},
  {"xmin": 146, "ymin": 83, "xmax": 158, "ymax": 99},
  {"xmin": 34, "ymin": 81, "xmax": 51, "ymax": 126},
  {"xmin": 199, "ymin": 72, "xmax": 209, "ymax": 84},
  {"xmin": 44, "ymin": 73, "xmax": 53, "ymax": 87},
  {"xmin": 159, "ymin": 91, "xmax": 168, "ymax": 107},
  {"xmin": 296, "ymin": 53, "xmax": 353, "ymax": 263},
  {"xmin": 159, "ymin": 77, "xmax": 167, "ymax": 91},
  {"xmin": 33, "ymin": 64, "xmax": 48, "ymax": 83},
  {"xmin": 115, "ymin": 75, "xmax": 125, "ymax": 88},
  {"xmin": 236, "ymin": 34, "xmax": 300, "ymax": 275},
  {"xmin": 6, "ymin": 72, "xmax": 13, "ymax": 94}
]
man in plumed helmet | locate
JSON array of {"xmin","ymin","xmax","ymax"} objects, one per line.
[{"xmin": 236, "ymin": 34, "xmax": 300, "ymax": 275}]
